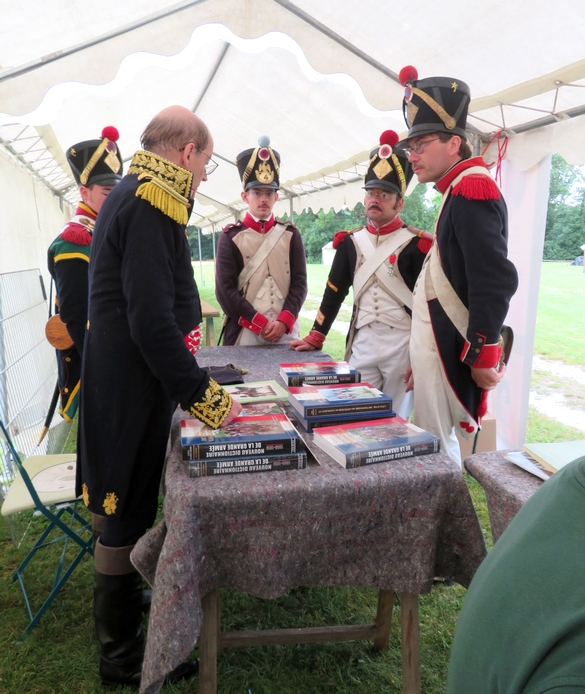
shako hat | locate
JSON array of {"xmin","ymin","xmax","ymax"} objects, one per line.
[
  {"xmin": 236, "ymin": 135, "xmax": 281, "ymax": 190},
  {"xmin": 364, "ymin": 130, "xmax": 414, "ymax": 196},
  {"xmin": 398, "ymin": 66, "xmax": 470, "ymax": 142},
  {"xmin": 66, "ymin": 126, "xmax": 123, "ymax": 187}
]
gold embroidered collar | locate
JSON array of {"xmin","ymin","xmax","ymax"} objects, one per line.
[{"xmin": 128, "ymin": 150, "xmax": 194, "ymax": 224}]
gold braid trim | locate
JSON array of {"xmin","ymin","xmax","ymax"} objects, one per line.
[
  {"xmin": 391, "ymin": 153, "xmax": 406, "ymax": 194},
  {"xmin": 188, "ymin": 378, "xmax": 233, "ymax": 428},
  {"xmin": 411, "ymin": 87, "xmax": 456, "ymax": 130},
  {"xmin": 80, "ymin": 138, "xmax": 108, "ymax": 185},
  {"xmin": 128, "ymin": 151, "xmax": 193, "ymax": 224},
  {"xmin": 242, "ymin": 149, "xmax": 258, "ymax": 187}
]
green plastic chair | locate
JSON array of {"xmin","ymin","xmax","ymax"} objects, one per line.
[{"xmin": 0, "ymin": 420, "xmax": 93, "ymax": 637}]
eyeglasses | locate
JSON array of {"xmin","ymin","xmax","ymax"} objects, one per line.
[
  {"xmin": 248, "ymin": 189, "xmax": 276, "ymax": 198},
  {"xmin": 178, "ymin": 144, "xmax": 219, "ymax": 176},
  {"xmin": 196, "ymin": 147, "xmax": 219, "ymax": 176},
  {"xmin": 402, "ymin": 137, "xmax": 441, "ymax": 157},
  {"xmin": 365, "ymin": 190, "xmax": 394, "ymax": 201}
]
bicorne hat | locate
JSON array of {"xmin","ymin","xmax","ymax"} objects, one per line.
[
  {"xmin": 66, "ymin": 126, "xmax": 123, "ymax": 187},
  {"xmin": 398, "ymin": 66, "xmax": 470, "ymax": 142},
  {"xmin": 364, "ymin": 130, "xmax": 414, "ymax": 196},
  {"xmin": 236, "ymin": 135, "xmax": 281, "ymax": 190}
]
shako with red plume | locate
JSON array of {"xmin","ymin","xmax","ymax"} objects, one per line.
[
  {"xmin": 66, "ymin": 126, "xmax": 123, "ymax": 187},
  {"xmin": 363, "ymin": 129, "xmax": 414, "ymax": 196}
]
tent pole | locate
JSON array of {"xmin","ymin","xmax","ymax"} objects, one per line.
[{"xmin": 198, "ymin": 227, "xmax": 204, "ymax": 286}]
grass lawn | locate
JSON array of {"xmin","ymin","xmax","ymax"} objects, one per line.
[{"xmin": 0, "ymin": 261, "xmax": 582, "ymax": 693}]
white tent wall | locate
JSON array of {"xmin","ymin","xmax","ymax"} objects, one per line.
[
  {"xmin": 490, "ymin": 156, "xmax": 552, "ymax": 450},
  {"xmin": 0, "ymin": 148, "xmax": 71, "ymax": 286}
]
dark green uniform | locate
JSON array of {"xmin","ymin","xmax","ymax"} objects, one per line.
[{"xmin": 447, "ymin": 455, "xmax": 585, "ymax": 693}]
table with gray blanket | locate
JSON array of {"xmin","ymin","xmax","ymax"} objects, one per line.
[
  {"xmin": 132, "ymin": 345, "xmax": 487, "ymax": 694},
  {"xmin": 464, "ymin": 450, "xmax": 544, "ymax": 543}
]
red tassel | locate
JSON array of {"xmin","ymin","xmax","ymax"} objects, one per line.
[
  {"xmin": 417, "ymin": 237, "xmax": 432, "ymax": 254},
  {"xmin": 452, "ymin": 174, "xmax": 500, "ymax": 201},
  {"xmin": 61, "ymin": 224, "xmax": 92, "ymax": 246},
  {"xmin": 477, "ymin": 390, "xmax": 489, "ymax": 419},
  {"xmin": 332, "ymin": 231, "xmax": 348, "ymax": 249}
]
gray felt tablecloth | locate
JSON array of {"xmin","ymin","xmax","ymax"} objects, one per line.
[
  {"xmin": 464, "ymin": 449, "xmax": 544, "ymax": 543},
  {"xmin": 132, "ymin": 345, "xmax": 487, "ymax": 694}
]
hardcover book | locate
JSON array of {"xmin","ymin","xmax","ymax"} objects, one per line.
[
  {"xmin": 279, "ymin": 361, "xmax": 361, "ymax": 386},
  {"xmin": 522, "ymin": 440, "xmax": 585, "ymax": 474},
  {"xmin": 504, "ymin": 451, "xmax": 552, "ymax": 481},
  {"xmin": 312, "ymin": 416, "xmax": 440, "ymax": 469},
  {"xmin": 181, "ymin": 414, "xmax": 302, "ymax": 460},
  {"xmin": 236, "ymin": 402, "xmax": 285, "ymax": 417},
  {"xmin": 222, "ymin": 380, "xmax": 289, "ymax": 403},
  {"xmin": 189, "ymin": 452, "xmax": 308, "ymax": 477},
  {"xmin": 289, "ymin": 408, "xmax": 397, "ymax": 432},
  {"xmin": 288, "ymin": 382, "xmax": 393, "ymax": 419}
]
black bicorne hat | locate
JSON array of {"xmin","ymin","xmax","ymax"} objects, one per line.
[
  {"xmin": 236, "ymin": 135, "xmax": 281, "ymax": 190},
  {"xmin": 364, "ymin": 130, "xmax": 414, "ymax": 196},
  {"xmin": 398, "ymin": 66, "xmax": 470, "ymax": 142},
  {"xmin": 66, "ymin": 126, "xmax": 123, "ymax": 187}
]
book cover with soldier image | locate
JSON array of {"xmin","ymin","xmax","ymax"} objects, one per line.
[
  {"xmin": 312, "ymin": 416, "xmax": 440, "ymax": 469},
  {"xmin": 181, "ymin": 413, "xmax": 302, "ymax": 460},
  {"xmin": 222, "ymin": 380, "xmax": 288, "ymax": 403}
]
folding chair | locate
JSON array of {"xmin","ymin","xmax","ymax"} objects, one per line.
[{"xmin": 0, "ymin": 420, "xmax": 93, "ymax": 637}]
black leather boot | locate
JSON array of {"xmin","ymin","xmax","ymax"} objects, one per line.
[
  {"xmin": 94, "ymin": 567, "xmax": 145, "ymax": 687},
  {"xmin": 93, "ymin": 541, "xmax": 197, "ymax": 688}
]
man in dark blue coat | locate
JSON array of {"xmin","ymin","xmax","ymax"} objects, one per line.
[
  {"xmin": 77, "ymin": 106, "xmax": 240, "ymax": 687},
  {"xmin": 397, "ymin": 66, "xmax": 518, "ymax": 464}
]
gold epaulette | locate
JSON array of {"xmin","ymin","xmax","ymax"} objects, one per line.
[{"xmin": 128, "ymin": 151, "xmax": 193, "ymax": 225}]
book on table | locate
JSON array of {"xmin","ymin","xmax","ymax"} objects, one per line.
[
  {"xmin": 279, "ymin": 361, "xmax": 361, "ymax": 386},
  {"xmin": 289, "ymin": 407, "xmax": 397, "ymax": 433},
  {"xmin": 221, "ymin": 380, "xmax": 288, "ymax": 403},
  {"xmin": 521, "ymin": 440, "xmax": 585, "ymax": 474},
  {"xmin": 312, "ymin": 416, "xmax": 440, "ymax": 469},
  {"xmin": 288, "ymin": 382, "xmax": 393, "ymax": 419},
  {"xmin": 504, "ymin": 451, "xmax": 552, "ymax": 481},
  {"xmin": 189, "ymin": 451, "xmax": 308, "ymax": 477},
  {"xmin": 235, "ymin": 401, "xmax": 285, "ymax": 417},
  {"xmin": 181, "ymin": 413, "xmax": 303, "ymax": 460}
]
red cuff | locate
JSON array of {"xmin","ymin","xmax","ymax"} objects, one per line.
[
  {"xmin": 238, "ymin": 312, "xmax": 269, "ymax": 335},
  {"xmin": 276, "ymin": 310, "xmax": 296, "ymax": 333},
  {"xmin": 303, "ymin": 330, "xmax": 325, "ymax": 350},
  {"xmin": 461, "ymin": 333, "xmax": 502, "ymax": 368}
]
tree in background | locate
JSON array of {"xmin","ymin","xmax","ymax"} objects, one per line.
[
  {"xmin": 186, "ymin": 226, "xmax": 217, "ymax": 260},
  {"xmin": 544, "ymin": 154, "xmax": 585, "ymax": 260}
]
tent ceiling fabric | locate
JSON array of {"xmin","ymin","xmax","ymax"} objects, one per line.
[{"xmin": 1, "ymin": 0, "xmax": 584, "ymax": 226}]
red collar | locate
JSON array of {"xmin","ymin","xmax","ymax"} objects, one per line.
[
  {"xmin": 366, "ymin": 216, "xmax": 404, "ymax": 235},
  {"xmin": 243, "ymin": 212, "xmax": 276, "ymax": 233},
  {"xmin": 76, "ymin": 202, "xmax": 98, "ymax": 220},
  {"xmin": 436, "ymin": 157, "xmax": 488, "ymax": 194}
]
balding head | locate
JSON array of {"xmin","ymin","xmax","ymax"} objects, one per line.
[{"xmin": 140, "ymin": 106, "xmax": 211, "ymax": 159}]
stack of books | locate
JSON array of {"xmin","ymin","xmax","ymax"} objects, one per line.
[
  {"xmin": 181, "ymin": 413, "xmax": 307, "ymax": 477},
  {"xmin": 287, "ymin": 382, "xmax": 395, "ymax": 432},
  {"xmin": 311, "ymin": 416, "xmax": 440, "ymax": 469},
  {"xmin": 279, "ymin": 361, "xmax": 361, "ymax": 387}
]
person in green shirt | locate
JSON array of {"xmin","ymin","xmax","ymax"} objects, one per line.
[{"xmin": 447, "ymin": 455, "xmax": 585, "ymax": 693}]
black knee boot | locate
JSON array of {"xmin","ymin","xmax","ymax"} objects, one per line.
[{"xmin": 94, "ymin": 543, "xmax": 144, "ymax": 687}]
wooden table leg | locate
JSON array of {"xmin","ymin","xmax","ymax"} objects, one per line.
[
  {"xmin": 199, "ymin": 590, "xmax": 220, "ymax": 694},
  {"xmin": 373, "ymin": 589, "xmax": 395, "ymax": 651},
  {"xmin": 400, "ymin": 593, "xmax": 420, "ymax": 694},
  {"xmin": 205, "ymin": 317, "xmax": 215, "ymax": 346}
]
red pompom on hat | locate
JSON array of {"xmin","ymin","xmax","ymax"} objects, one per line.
[
  {"xmin": 398, "ymin": 65, "xmax": 418, "ymax": 86},
  {"xmin": 101, "ymin": 125, "xmax": 119, "ymax": 142},
  {"xmin": 379, "ymin": 130, "xmax": 399, "ymax": 148}
]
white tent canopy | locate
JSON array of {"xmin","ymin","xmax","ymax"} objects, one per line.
[
  {"xmin": 1, "ymin": 0, "xmax": 584, "ymax": 451},
  {"xmin": 2, "ymin": 0, "xmax": 585, "ymax": 226}
]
